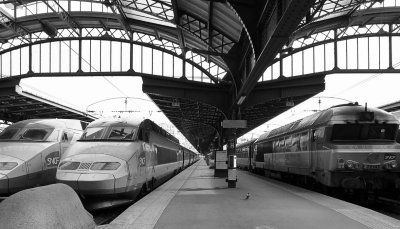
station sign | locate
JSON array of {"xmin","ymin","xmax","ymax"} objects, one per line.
[
  {"xmin": 216, "ymin": 150, "xmax": 227, "ymax": 161},
  {"xmin": 215, "ymin": 150, "xmax": 228, "ymax": 170},
  {"xmin": 221, "ymin": 120, "xmax": 247, "ymax": 128}
]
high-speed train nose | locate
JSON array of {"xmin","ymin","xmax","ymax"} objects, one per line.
[
  {"xmin": 0, "ymin": 173, "xmax": 8, "ymax": 195},
  {"xmin": 77, "ymin": 173, "xmax": 116, "ymax": 195},
  {"xmin": 57, "ymin": 172, "xmax": 115, "ymax": 195},
  {"xmin": 57, "ymin": 172, "xmax": 118, "ymax": 195}
]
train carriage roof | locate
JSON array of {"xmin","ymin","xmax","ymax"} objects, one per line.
[
  {"xmin": 7, "ymin": 119, "xmax": 85, "ymax": 131},
  {"xmin": 261, "ymin": 104, "xmax": 399, "ymax": 140},
  {"xmin": 87, "ymin": 118, "xmax": 179, "ymax": 144},
  {"xmin": 236, "ymin": 139, "xmax": 257, "ymax": 149}
]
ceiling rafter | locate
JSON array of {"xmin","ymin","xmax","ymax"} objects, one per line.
[
  {"xmin": 103, "ymin": 0, "xmax": 133, "ymax": 40},
  {"xmin": 207, "ymin": 1, "xmax": 213, "ymax": 62},
  {"xmin": 171, "ymin": 0, "xmax": 186, "ymax": 52},
  {"xmin": 0, "ymin": 7, "xmax": 30, "ymax": 43},
  {"xmin": 41, "ymin": 0, "xmax": 80, "ymax": 36}
]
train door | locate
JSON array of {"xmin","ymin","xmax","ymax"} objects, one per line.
[
  {"xmin": 310, "ymin": 128, "xmax": 324, "ymax": 172},
  {"xmin": 248, "ymin": 145, "xmax": 252, "ymax": 170}
]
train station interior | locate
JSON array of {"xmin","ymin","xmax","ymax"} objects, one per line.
[{"xmin": 1, "ymin": 0, "xmax": 400, "ymax": 228}]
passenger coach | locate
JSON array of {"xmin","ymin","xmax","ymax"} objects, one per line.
[
  {"xmin": 56, "ymin": 118, "xmax": 196, "ymax": 206},
  {"xmin": 0, "ymin": 119, "xmax": 85, "ymax": 195}
]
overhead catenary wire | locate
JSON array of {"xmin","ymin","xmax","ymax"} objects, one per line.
[{"xmin": 334, "ymin": 61, "xmax": 400, "ymax": 97}]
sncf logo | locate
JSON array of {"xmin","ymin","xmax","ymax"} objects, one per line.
[{"xmin": 139, "ymin": 153, "xmax": 146, "ymax": 167}]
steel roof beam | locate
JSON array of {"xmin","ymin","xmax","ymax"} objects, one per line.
[
  {"xmin": 233, "ymin": 0, "xmax": 316, "ymax": 108},
  {"xmin": 41, "ymin": 0, "xmax": 80, "ymax": 36},
  {"xmin": 207, "ymin": 1, "xmax": 213, "ymax": 62},
  {"xmin": 0, "ymin": 7, "xmax": 30, "ymax": 43},
  {"xmin": 104, "ymin": 0, "xmax": 132, "ymax": 40},
  {"xmin": 171, "ymin": 0, "xmax": 185, "ymax": 51}
]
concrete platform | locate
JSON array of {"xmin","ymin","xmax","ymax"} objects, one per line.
[{"xmin": 100, "ymin": 160, "xmax": 400, "ymax": 229}]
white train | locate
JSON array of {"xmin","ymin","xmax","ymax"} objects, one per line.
[
  {"xmin": 56, "ymin": 118, "xmax": 198, "ymax": 207},
  {"xmin": 0, "ymin": 119, "xmax": 85, "ymax": 195}
]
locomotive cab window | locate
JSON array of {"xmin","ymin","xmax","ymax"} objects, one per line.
[{"xmin": 331, "ymin": 124, "xmax": 397, "ymax": 141}]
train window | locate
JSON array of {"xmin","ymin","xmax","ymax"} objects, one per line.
[
  {"xmin": 291, "ymin": 134, "xmax": 300, "ymax": 152},
  {"xmin": 331, "ymin": 124, "xmax": 397, "ymax": 141},
  {"xmin": 20, "ymin": 128, "xmax": 53, "ymax": 141},
  {"xmin": 0, "ymin": 128, "xmax": 19, "ymax": 140},
  {"xmin": 367, "ymin": 124, "xmax": 397, "ymax": 140},
  {"xmin": 284, "ymin": 136, "xmax": 292, "ymax": 151},
  {"xmin": 300, "ymin": 132, "xmax": 309, "ymax": 151},
  {"xmin": 107, "ymin": 127, "xmax": 137, "ymax": 140},
  {"xmin": 80, "ymin": 127, "xmax": 105, "ymax": 140}
]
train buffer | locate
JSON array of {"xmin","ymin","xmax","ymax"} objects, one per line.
[{"xmin": 100, "ymin": 160, "xmax": 400, "ymax": 229}]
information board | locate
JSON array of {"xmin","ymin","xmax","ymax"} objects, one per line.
[{"xmin": 216, "ymin": 150, "xmax": 227, "ymax": 162}]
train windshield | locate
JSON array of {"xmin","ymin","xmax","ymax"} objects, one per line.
[
  {"xmin": 331, "ymin": 124, "xmax": 397, "ymax": 141},
  {"xmin": 0, "ymin": 128, "xmax": 20, "ymax": 140},
  {"xmin": 80, "ymin": 126, "xmax": 138, "ymax": 141},
  {"xmin": 0, "ymin": 128, "xmax": 55, "ymax": 141},
  {"xmin": 106, "ymin": 127, "xmax": 137, "ymax": 140},
  {"xmin": 20, "ymin": 128, "xmax": 54, "ymax": 141},
  {"xmin": 80, "ymin": 127, "xmax": 106, "ymax": 140}
]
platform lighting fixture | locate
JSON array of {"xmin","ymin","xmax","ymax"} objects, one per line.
[{"xmin": 237, "ymin": 96, "xmax": 246, "ymax": 105}]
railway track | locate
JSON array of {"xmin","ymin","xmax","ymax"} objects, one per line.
[{"xmin": 92, "ymin": 205, "xmax": 130, "ymax": 225}]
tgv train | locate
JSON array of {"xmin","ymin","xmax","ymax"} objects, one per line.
[
  {"xmin": 56, "ymin": 118, "xmax": 198, "ymax": 206},
  {"xmin": 237, "ymin": 103, "xmax": 400, "ymax": 191},
  {"xmin": 0, "ymin": 119, "xmax": 85, "ymax": 195}
]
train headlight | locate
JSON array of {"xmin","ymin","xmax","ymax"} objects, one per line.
[
  {"xmin": 345, "ymin": 160, "xmax": 361, "ymax": 170},
  {"xmin": 59, "ymin": 161, "xmax": 80, "ymax": 170},
  {"xmin": 383, "ymin": 160, "xmax": 397, "ymax": 170},
  {"xmin": 337, "ymin": 158, "xmax": 345, "ymax": 169},
  {"xmin": 90, "ymin": 162, "xmax": 121, "ymax": 170},
  {"xmin": 0, "ymin": 162, "xmax": 18, "ymax": 170}
]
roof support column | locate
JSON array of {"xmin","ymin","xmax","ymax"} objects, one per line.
[
  {"xmin": 77, "ymin": 29, "xmax": 82, "ymax": 73},
  {"xmin": 389, "ymin": 24, "xmax": 393, "ymax": 70},
  {"xmin": 333, "ymin": 29, "xmax": 339, "ymax": 70},
  {"xmin": 220, "ymin": 108, "xmax": 240, "ymax": 187},
  {"xmin": 28, "ymin": 34, "xmax": 33, "ymax": 74}
]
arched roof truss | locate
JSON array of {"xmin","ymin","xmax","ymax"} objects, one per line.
[
  {"xmin": 259, "ymin": 1, "xmax": 400, "ymax": 81},
  {"xmin": 2, "ymin": 0, "xmax": 395, "ymax": 152},
  {"xmin": 0, "ymin": 0, "xmax": 231, "ymax": 83}
]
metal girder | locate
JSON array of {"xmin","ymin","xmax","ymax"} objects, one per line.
[
  {"xmin": 243, "ymin": 74, "xmax": 326, "ymax": 108},
  {"xmin": 103, "ymin": 0, "xmax": 133, "ymax": 40},
  {"xmin": 41, "ymin": 0, "xmax": 80, "ymax": 36},
  {"xmin": 0, "ymin": 7, "xmax": 30, "ymax": 43},
  {"xmin": 207, "ymin": 1, "xmax": 213, "ymax": 61},
  {"xmin": 142, "ymin": 76, "xmax": 230, "ymax": 112},
  {"xmin": 233, "ymin": 0, "xmax": 316, "ymax": 108},
  {"xmin": 171, "ymin": 0, "xmax": 186, "ymax": 51}
]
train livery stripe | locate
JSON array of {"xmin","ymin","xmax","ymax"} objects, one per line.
[{"xmin": 266, "ymin": 180, "xmax": 400, "ymax": 229}]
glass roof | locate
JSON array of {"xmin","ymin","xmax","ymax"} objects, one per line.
[{"xmin": 1, "ymin": 0, "xmax": 175, "ymax": 27}]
